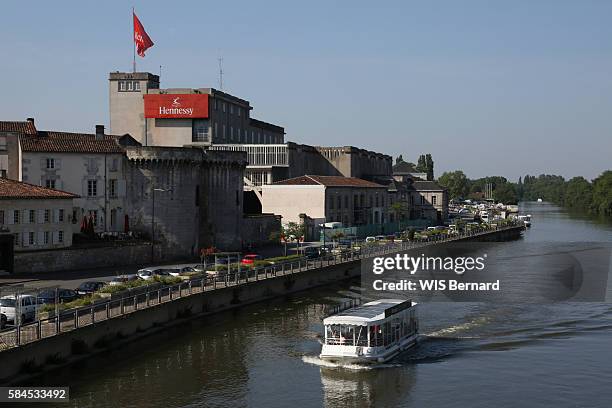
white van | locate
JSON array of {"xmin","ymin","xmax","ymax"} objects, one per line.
[{"xmin": 0, "ymin": 295, "xmax": 38, "ymax": 324}]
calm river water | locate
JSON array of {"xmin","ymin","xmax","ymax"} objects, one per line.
[{"xmin": 35, "ymin": 202, "xmax": 612, "ymax": 408}]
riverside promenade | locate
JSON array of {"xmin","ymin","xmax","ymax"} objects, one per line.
[{"xmin": 0, "ymin": 222, "xmax": 523, "ymax": 383}]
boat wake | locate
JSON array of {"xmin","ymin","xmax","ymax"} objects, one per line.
[
  {"xmin": 425, "ymin": 316, "xmax": 490, "ymax": 338},
  {"xmin": 301, "ymin": 355, "xmax": 400, "ymax": 371}
]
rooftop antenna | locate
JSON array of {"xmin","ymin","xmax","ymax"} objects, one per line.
[
  {"xmin": 159, "ymin": 64, "xmax": 162, "ymax": 80},
  {"xmin": 218, "ymin": 56, "xmax": 224, "ymax": 90}
]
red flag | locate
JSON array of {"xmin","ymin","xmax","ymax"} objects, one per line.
[{"xmin": 133, "ymin": 12, "xmax": 154, "ymax": 57}]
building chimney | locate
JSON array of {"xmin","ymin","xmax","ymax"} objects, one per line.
[
  {"xmin": 95, "ymin": 125, "xmax": 105, "ymax": 140},
  {"xmin": 26, "ymin": 117, "xmax": 34, "ymax": 125}
]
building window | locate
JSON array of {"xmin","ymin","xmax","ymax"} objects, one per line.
[
  {"xmin": 15, "ymin": 233, "xmax": 20, "ymax": 246},
  {"xmin": 44, "ymin": 231, "xmax": 50, "ymax": 245},
  {"xmin": 238, "ymin": 107, "xmax": 241, "ymax": 117},
  {"xmin": 58, "ymin": 209, "xmax": 65, "ymax": 222},
  {"xmin": 0, "ymin": 210, "xmax": 3, "ymax": 225},
  {"xmin": 214, "ymin": 100, "xmax": 218, "ymax": 110},
  {"xmin": 432, "ymin": 195, "xmax": 437, "ymax": 205},
  {"xmin": 230, "ymin": 105, "xmax": 234, "ymax": 115},
  {"xmin": 421, "ymin": 196, "xmax": 425, "ymax": 205},
  {"xmin": 45, "ymin": 179, "xmax": 56, "ymax": 189},
  {"xmin": 109, "ymin": 179, "xmax": 117, "ymax": 197},
  {"xmin": 118, "ymin": 80, "xmax": 140, "ymax": 92},
  {"xmin": 44, "ymin": 209, "xmax": 50, "ymax": 223},
  {"xmin": 88, "ymin": 180, "xmax": 97, "ymax": 197},
  {"xmin": 223, "ymin": 102, "xmax": 226, "ymax": 113},
  {"xmin": 193, "ymin": 119, "xmax": 209, "ymax": 143},
  {"xmin": 29, "ymin": 210, "xmax": 35, "ymax": 224},
  {"xmin": 13, "ymin": 210, "xmax": 20, "ymax": 224},
  {"xmin": 28, "ymin": 231, "xmax": 35, "ymax": 246},
  {"xmin": 109, "ymin": 158, "xmax": 119, "ymax": 172},
  {"xmin": 46, "ymin": 158, "xmax": 55, "ymax": 169},
  {"xmin": 58, "ymin": 230, "xmax": 64, "ymax": 243},
  {"xmin": 344, "ymin": 195, "xmax": 349, "ymax": 209}
]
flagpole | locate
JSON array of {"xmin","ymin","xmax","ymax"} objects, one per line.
[{"xmin": 132, "ymin": 7, "xmax": 136, "ymax": 73}]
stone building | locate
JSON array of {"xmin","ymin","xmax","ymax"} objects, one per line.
[
  {"xmin": 261, "ymin": 175, "xmax": 389, "ymax": 226},
  {"xmin": 409, "ymin": 180, "xmax": 449, "ymax": 222},
  {"xmin": 0, "ymin": 119, "xmax": 37, "ymax": 179},
  {"xmin": 109, "ymin": 72, "xmax": 285, "ymax": 147},
  {"xmin": 0, "ymin": 177, "xmax": 77, "ymax": 251},
  {"xmin": 4, "ymin": 120, "xmax": 139, "ymax": 234},
  {"xmin": 211, "ymin": 142, "xmax": 393, "ymax": 213},
  {"xmin": 391, "ymin": 163, "xmax": 449, "ymax": 222},
  {"xmin": 124, "ymin": 146, "xmax": 251, "ymax": 257}
]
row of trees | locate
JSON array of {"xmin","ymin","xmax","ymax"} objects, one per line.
[
  {"xmin": 437, "ymin": 170, "xmax": 612, "ymax": 216},
  {"xmin": 519, "ymin": 172, "xmax": 612, "ymax": 215},
  {"xmin": 437, "ymin": 171, "xmax": 519, "ymax": 204}
]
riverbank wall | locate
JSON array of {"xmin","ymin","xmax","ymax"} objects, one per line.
[{"xmin": 0, "ymin": 260, "xmax": 361, "ymax": 385}]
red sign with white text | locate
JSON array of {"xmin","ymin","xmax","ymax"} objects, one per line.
[{"xmin": 144, "ymin": 94, "xmax": 209, "ymax": 118}]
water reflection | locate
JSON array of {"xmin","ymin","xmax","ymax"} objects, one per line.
[{"xmin": 319, "ymin": 365, "xmax": 417, "ymax": 407}]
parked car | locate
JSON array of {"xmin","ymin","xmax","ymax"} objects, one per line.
[
  {"xmin": 37, "ymin": 289, "xmax": 79, "ymax": 305},
  {"xmin": 303, "ymin": 247, "xmax": 320, "ymax": 259},
  {"xmin": 0, "ymin": 295, "xmax": 38, "ymax": 323},
  {"xmin": 365, "ymin": 236, "xmax": 376, "ymax": 243},
  {"xmin": 0, "ymin": 313, "xmax": 6, "ymax": 329},
  {"xmin": 241, "ymin": 254, "xmax": 262, "ymax": 266},
  {"xmin": 137, "ymin": 267, "xmax": 171, "ymax": 280},
  {"xmin": 76, "ymin": 281, "xmax": 107, "ymax": 295},
  {"xmin": 161, "ymin": 265, "xmax": 199, "ymax": 277},
  {"xmin": 109, "ymin": 274, "xmax": 141, "ymax": 286}
]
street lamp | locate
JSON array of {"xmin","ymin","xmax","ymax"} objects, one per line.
[{"xmin": 151, "ymin": 185, "xmax": 172, "ymax": 262}]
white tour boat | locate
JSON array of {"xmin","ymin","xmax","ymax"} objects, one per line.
[{"xmin": 320, "ymin": 299, "xmax": 418, "ymax": 364}]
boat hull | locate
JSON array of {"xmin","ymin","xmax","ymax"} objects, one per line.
[{"xmin": 319, "ymin": 334, "xmax": 418, "ymax": 364}]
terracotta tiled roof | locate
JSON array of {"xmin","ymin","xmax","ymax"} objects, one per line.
[
  {"xmin": 272, "ymin": 175, "xmax": 386, "ymax": 188},
  {"xmin": 20, "ymin": 131, "xmax": 125, "ymax": 153},
  {"xmin": 0, "ymin": 178, "xmax": 78, "ymax": 200},
  {"xmin": 0, "ymin": 121, "xmax": 37, "ymax": 135}
]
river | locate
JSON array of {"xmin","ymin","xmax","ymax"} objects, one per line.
[{"xmin": 34, "ymin": 202, "xmax": 612, "ymax": 408}]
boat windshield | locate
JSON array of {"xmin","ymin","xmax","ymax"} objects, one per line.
[
  {"xmin": 325, "ymin": 325, "xmax": 368, "ymax": 346},
  {"xmin": 325, "ymin": 309, "xmax": 418, "ymax": 347}
]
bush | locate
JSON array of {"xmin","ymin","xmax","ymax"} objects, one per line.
[
  {"xmin": 266, "ymin": 254, "xmax": 303, "ymax": 263},
  {"xmin": 99, "ymin": 284, "xmax": 128, "ymax": 294},
  {"xmin": 153, "ymin": 275, "xmax": 182, "ymax": 285}
]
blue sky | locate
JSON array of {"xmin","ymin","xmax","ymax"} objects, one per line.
[{"xmin": 1, "ymin": 1, "xmax": 611, "ymax": 180}]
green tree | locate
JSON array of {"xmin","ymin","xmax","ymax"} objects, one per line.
[
  {"xmin": 563, "ymin": 177, "xmax": 593, "ymax": 210},
  {"xmin": 438, "ymin": 170, "xmax": 470, "ymax": 200},
  {"xmin": 425, "ymin": 154, "xmax": 434, "ymax": 181},
  {"xmin": 416, "ymin": 155, "xmax": 426, "ymax": 173},
  {"xmin": 493, "ymin": 182, "xmax": 518, "ymax": 204},
  {"xmin": 591, "ymin": 171, "xmax": 612, "ymax": 216}
]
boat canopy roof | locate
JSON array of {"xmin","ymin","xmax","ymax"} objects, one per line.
[{"xmin": 323, "ymin": 299, "xmax": 415, "ymax": 326}]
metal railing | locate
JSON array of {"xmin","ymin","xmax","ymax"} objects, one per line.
[{"xmin": 0, "ymin": 221, "xmax": 523, "ymax": 351}]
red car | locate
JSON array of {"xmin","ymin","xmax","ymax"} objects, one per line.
[{"xmin": 241, "ymin": 254, "xmax": 262, "ymax": 266}]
